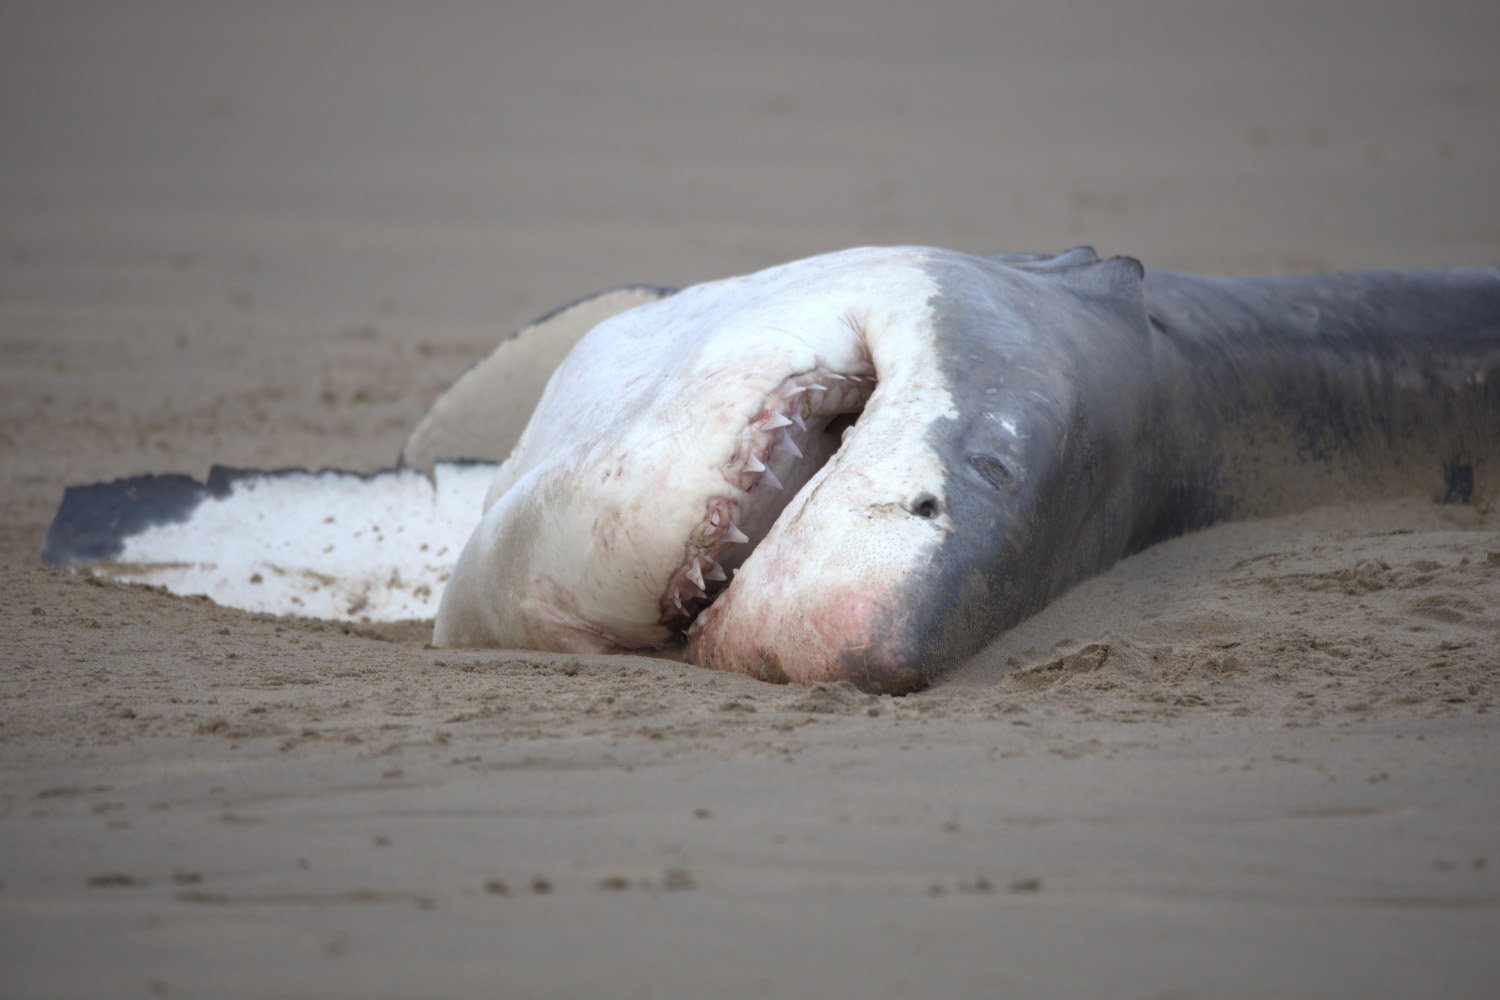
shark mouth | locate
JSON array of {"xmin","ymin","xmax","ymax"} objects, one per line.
[{"xmin": 658, "ymin": 365, "xmax": 877, "ymax": 632}]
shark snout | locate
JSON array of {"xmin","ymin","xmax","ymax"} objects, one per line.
[{"xmin": 683, "ymin": 572, "xmax": 932, "ymax": 693}]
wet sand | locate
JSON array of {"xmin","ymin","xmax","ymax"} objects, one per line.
[{"xmin": 2, "ymin": 2, "xmax": 1498, "ymax": 997}]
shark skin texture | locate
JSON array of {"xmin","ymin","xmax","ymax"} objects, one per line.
[{"xmin": 44, "ymin": 247, "xmax": 1500, "ymax": 693}]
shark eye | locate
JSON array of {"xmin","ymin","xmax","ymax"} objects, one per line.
[
  {"xmin": 910, "ymin": 494, "xmax": 940, "ymax": 519},
  {"xmin": 968, "ymin": 453, "xmax": 1018, "ymax": 494}
]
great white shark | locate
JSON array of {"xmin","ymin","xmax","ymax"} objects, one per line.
[{"xmin": 44, "ymin": 247, "xmax": 1500, "ymax": 693}]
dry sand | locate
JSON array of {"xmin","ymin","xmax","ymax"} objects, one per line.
[{"xmin": 2, "ymin": 2, "xmax": 1498, "ymax": 997}]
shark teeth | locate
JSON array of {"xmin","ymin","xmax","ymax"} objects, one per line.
[{"xmin": 669, "ymin": 364, "xmax": 880, "ymax": 625}]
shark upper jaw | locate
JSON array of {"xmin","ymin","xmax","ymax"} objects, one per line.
[{"xmin": 680, "ymin": 354, "xmax": 958, "ymax": 693}]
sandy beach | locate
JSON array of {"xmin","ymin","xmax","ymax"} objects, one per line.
[{"xmin": 3, "ymin": 2, "xmax": 1498, "ymax": 997}]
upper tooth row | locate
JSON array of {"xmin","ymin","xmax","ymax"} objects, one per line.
[{"xmin": 730, "ymin": 371, "xmax": 873, "ymax": 493}]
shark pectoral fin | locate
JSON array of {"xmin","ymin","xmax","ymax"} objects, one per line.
[
  {"xmin": 400, "ymin": 285, "xmax": 677, "ymax": 473},
  {"xmin": 41, "ymin": 463, "xmax": 497, "ymax": 622}
]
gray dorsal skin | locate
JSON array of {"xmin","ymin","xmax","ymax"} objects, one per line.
[
  {"xmin": 401, "ymin": 285, "xmax": 676, "ymax": 471},
  {"xmin": 873, "ymin": 251, "xmax": 1500, "ymax": 692}
]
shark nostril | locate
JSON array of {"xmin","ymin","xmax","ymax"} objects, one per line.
[{"xmin": 910, "ymin": 494, "xmax": 940, "ymax": 519}]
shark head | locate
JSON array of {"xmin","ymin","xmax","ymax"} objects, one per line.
[{"xmin": 434, "ymin": 246, "xmax": 1153, "ymax": 692}]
